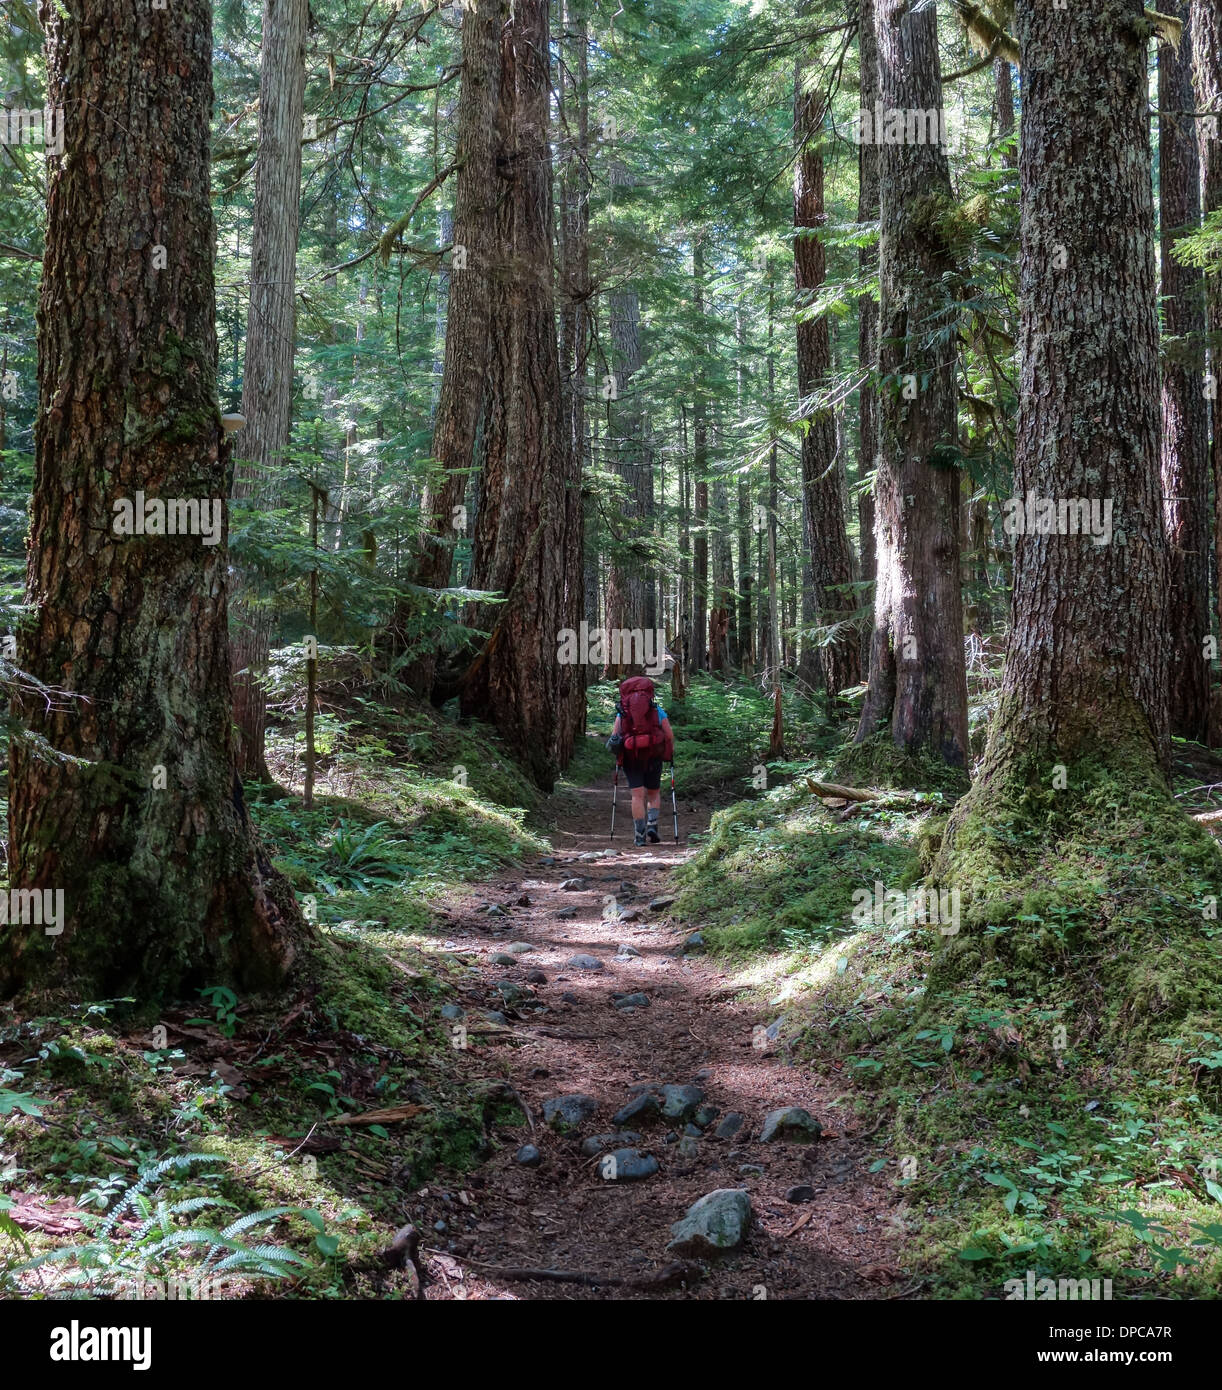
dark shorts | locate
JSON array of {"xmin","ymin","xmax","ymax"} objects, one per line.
[{"xmin": 623, "ymin": 757, "xmax": 663, "ymax": 791}]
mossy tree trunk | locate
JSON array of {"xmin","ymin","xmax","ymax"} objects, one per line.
[
  {"xmin": 940, "ymin": 0, "xmax": 1168, "ymax": 856},
  {"xmin": 854, "ymin": 0, "xmax": 968, "ymax": 767},
  {"xmin": 4, "ymin": 0, "xmax": 310, "ymax": 1000},
  {"xmin": 856, "ymin": 0, "xmax": 879, "ymax": 676},
  {"xmin": 1158, "ymin": 0, "xmax": 1211, "ymax": 742}
]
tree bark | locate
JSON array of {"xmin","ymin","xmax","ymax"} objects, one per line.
[
  {"xmin": 795, "ymin": 58, "xmax": 861, "ymax": 702},
  {"xmin": 691, "ymin": 241, "xmax": 709, "ymax": 673},
  {"xmin": 230, "ymin": 0, "xmax": 308, "ymax": 780},
  {"xmin": 5, "ymin": 0, "xmax": 309, "ymax": 999},
  {"xmin": 856, "ymin": 0, "xmax": 879, "ymax": 673},
  {"xmin": 854, "ymin": 0, "xmax": 968, "ymax": 766},
  {"xmin": 945, "ymin": 0, "xmax": 1168, "ymax": 810},
  {"xmin": 1159, "ymin": 0, "xmax": 1211, "ymax": 742},
  {"xmin": 460, "ymin": 0, "xmax": 580, "ymax": 789}
]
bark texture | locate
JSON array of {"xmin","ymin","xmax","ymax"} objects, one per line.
[
  {"xmin": 5, "ymin": 0, "xmax": 308, "ymax": 999},
  {"xmin": 231, "ymin": 0, "xmax": 308, "ymax": 778},
  {"xmin": 854, "ymin": 0, "xmax": 968, "ymax": 766},
  {"xmin": 460, "ymin": 0, "xmax": 581, "ymax": 789},
  {"xmin": 1159, "ymin": 0, "xmax": 1210, "ymax": 742}
]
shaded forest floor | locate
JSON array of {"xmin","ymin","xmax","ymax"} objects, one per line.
[{"xmin": 4, "ymin": 674, "xmax": 1222, "ymax": 1301}]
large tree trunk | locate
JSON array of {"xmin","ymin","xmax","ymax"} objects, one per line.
[
  {"xmin": 401, "ymin": 0, "xmax": 506, "ymax": 697},
  {"xmin": 794, "ymin": 58, "xmax": 861, "ymax": 702},
  {"xmin": 460, "ymin": 0, "xmax": 580, "ymax": 789},
  {"xmin": 1158, "ymin": 0, "xmax": 1210, "ymax": 742},
  {"xmin": 853, "ymin": 0, "xmax": 968, "ymax": 767},
  {"xmin": 4, "ymin": 0, "xmax": 309, "ymax": 999},
  {"xmin": 1195, "ymin": 0, "xmax": 1222, "ymax": 741},
  {"xmin": 230, "ymin": 0, "xmax": 308, "ymax": 780},
  {"xmin": 691, "ymin": 242, "xmax": 709, "ymax": 674},
  {"xmin": 856, "ymin": 0, "xmax": 880, "ymax": 675},
  {"xmin": 944, "ymin": 0, "xmax": 1167, "ymax": 810}
]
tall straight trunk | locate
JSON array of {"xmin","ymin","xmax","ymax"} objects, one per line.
[
  {"xmin": 711, "ymin": 470, "xmax": 733, "ymax": 671},
  {"xmin": 559, "ymin": 0, "xmax": 590, "ymax": 698},
  {"xmin": 734, "ymin": 305, "xmax": 753, "ymax": 672},
  {"xmin": 993, "ymin": 56, "xmax": 1017, "ymax": 168},
  {"xmin": 945, "ymin": 0, "xmax": 1167, "ymax": 813},
  {"xmin": 795, "ymin": 57, "xmax": 860, "ymax": 701},
  {"xmin": 405, "ymin": 0, "xmax": 506, "ymax": 694},
  {"xmin": 460, "ymin": 0, "xmax": 579, "ymax": 788},
  {"xmin": 691, "ymin": 241, "xmax": 709, "ymax": 673},
  {"xmin": 5, "ymin": 0, "xmax": 308, "ymax": 998},
  {"xmin": 1195, "ymin": 0, "xmax": 1222, "ymax": 739},
  {"xmin": 854, "ymin": 0, "xmax": 968, "ymax": 767},
  {"xmin": 231, "ymin": 0, "xmax": 308, "ymax": 779},
  {"xmin": 1159, "ymin": 0, "xmax": 1210, "ymax": 741},
  {"xmin": 856, "ymin": 0, "xmax": 880, "ymax": 674}
]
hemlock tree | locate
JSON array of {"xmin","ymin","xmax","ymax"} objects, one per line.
[
  {"xmin": 1158, "ymin": 0, "xmax": 1210, "ymax": 741},
  {"xmin": 4, "ymin": 0, "xmax": 309, "ymax": 998},
  {"xmin": 854, "ymin": 0, "xmax": 968, "ymax": 767},
  {"xmin": 931, "ymin": 3, "xmax": 1222, "ymax": 1045},
  {"xmin": 231, "ymin": 0, "xmax": 309, "ymax": 778}
]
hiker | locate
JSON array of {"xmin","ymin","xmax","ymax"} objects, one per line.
[{"xmin": 606, "ymin": 674, "xmax": 674, "ymax": 845}]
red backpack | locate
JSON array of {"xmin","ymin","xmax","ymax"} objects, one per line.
[{"xmin": 618, "ymin": 676, "xmax": 674, "ymax": 762}]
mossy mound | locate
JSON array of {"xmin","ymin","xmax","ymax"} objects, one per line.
[{"xmin": 836, "ymin": 731, "xmax": 971, "ymax": 797}]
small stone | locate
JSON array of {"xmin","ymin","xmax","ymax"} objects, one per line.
[
  {"xmin": 765, "ymin": 1015, "xmax": 787, "ymax": 1041},
  {"xmin": 613, "ymin": 992, "xmax": 650, "ymax": 1010},
  {"xmin": 513, "ymin": 894, "xmax": 532, "ymax": 907},
  {"xmin": 617, "ymin": 910, "xmax": 642, "ymax": 924},
  {"xmin": 538, "ymin": 856, "xmax": 556, "ymax": 867},
  {"xmin": 440, "ymin": 1004, "xmax": 464, "ymax": 1021},
  {"xmin": 434, "ymin": 1219, "xmax": 448, "ymax": 1233},
  {"xmin": 611, "ymin": 1093, "xmax": 660, "ymax": 1127},
  {"xmin": 524, "ymin": 969, "xmax": 548, "ymax": 984},
  {"xmin": 786, "ymin": 1185, "xmax": 816, "ymax": 1204},
  {"xmin": 693, "ymin": 1105, "xmax": 719, "ymax": 1128},
  {"xmin": 648, "ymin": 895, "xmax": 676, "ymax": 910},
  {"xmin": 616, "ymin": 943, "xmax": 642, "ymax": 957},
  {"xmin": 560, "ymin": 992, "xmax": 580, "ymax": 1004},
  {"xmin": 580, "ymin": 1131, "xmax": 642, "ymax": 1157},
  {"xmin": 516, "ymin": 1145, "xmax": 542, "ymax": 1168},
  {"xmin": 666, "ymin": 1189, "xmax": 752, "ymax": 1256},
  {"xmin": 566, "ymin": 954, "xmax": 604, "ymax": 971},
  {"xmin": 713, "ymin": 1112, "xmax": 745, "ymax": 1141},
  {"xmin": 559, "ymin": 878, "xmax": 585, "ymax": 891},
  {"xmin": 495, "ymin": 981, "xmax": 533, "ymax": 1007},
  {"xmin": 486, "ymin": 905, "xmax": 509, "ymax": 918},
  {"xmin": 555, "ymin": 907, "xmax": 578, "ymax": 920},
  {"xmin": 759, "ymin": 1107, "xmax": 822, "ymax": 1143},
  {"xmin": 683, "ymin": 931, "xmax": 705, "ymax": 952},
  {"xmin": 676, "ymin": 1136, "xmax": 701, "ymax": 1160},
  {"xmin": 481, "ymin": 1010, "xmax": 508, "ymax": 1025},
  {"xmin": 542, "ymin": 1094, "xmax": 598, "ymax": 1131},
  {"xmin": 659, "ymin": 1083, "xmax": 705, "ymax": 1121},
  {"xmin": 489, "ymin": 952, "xmax": 518, "ymax": 966},
  {"xmin": 683, "ymin": 1123, "xmax": 702, "ymax": 1138},
  {"xmin": 506, "ymin": 941, "xmax": 534, "ymax": 955},
  {"xmin": 737, "ymin": 1164, "xmax": 764, "ymax": 1177},
  {"xmin": 598, "ymin": 1148, "xmax": 659, "ymax": 1182}
]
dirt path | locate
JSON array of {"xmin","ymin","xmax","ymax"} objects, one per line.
[{"xmin": 415, "ymin": 774, "xmax": 902, "ymax": 1300}]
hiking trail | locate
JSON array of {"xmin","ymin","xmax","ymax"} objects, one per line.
[{"xmin": 413, "ymin": 768, "xmax": 903, "ymax": 1300}]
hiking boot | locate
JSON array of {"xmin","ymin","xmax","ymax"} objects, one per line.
[
  {"xmin": 634, "ymin": 830, "xmax": 647, "ymax": 846},
  {"xmin": 647, "ymin": 826, "xmax": 660, "ymax": 843}
]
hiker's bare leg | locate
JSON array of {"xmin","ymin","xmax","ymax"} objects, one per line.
[
  {"xmin": 631, "ymin": 788, "xmax": 646, "ymax": 820},
  {"xmin": 647, "ymin": 789, "xmax": 661, "ymax": 813}
]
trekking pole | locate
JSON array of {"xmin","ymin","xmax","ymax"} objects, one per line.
[
  {"xmin": 610, "ymin": 764, "xmax": 619, "ymax": 840},
  {"xmin": 670, "ymin": 761, "xmax": 679, "ymax": 843}
]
